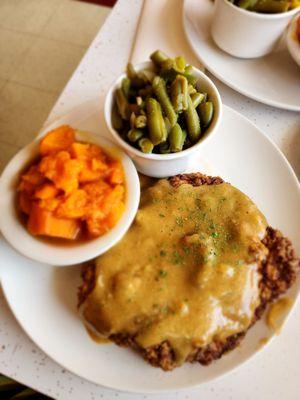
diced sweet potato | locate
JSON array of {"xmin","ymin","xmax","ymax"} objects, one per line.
[
  {"xmin": 101, "ymin": 185, "xmax": 125, "ymax": 215},
  {"xmin": 82, "ymin": 180, "xmax": 111, "ymax": 199},
  {"xmin": 18, "ymin": 125, "xmax": 126, "ymax": 241},
  {"xmin": 19, "ymin": 192, "xmax": 32, "ymax": 214},
  {"xmin": 107, "ymin": 161, "xmax": 124, "ymax": 185},
  {"xmin": 38, "ymin": 198, "xmax": 60, "ymax": 212},
  {"xmin": 39, "ymin": 151, "xmax": 82, "ymax": 194},
  {"xmin": 91, "ymin": 158, "xmax": 107, "ymax": 172},
  {"xmin": 28, "ymin": 203, "xmax": 80, "ymax": 239},
  {"xmin": 70, "ymin": 142, "xmax": 103, "ymax": 160},
  {"xmin": 56, "ymin": 189, "xmax": 87, "ymax": 219},
  {"xmin": 105, "ymin": 201, "xmax": 125, "ymax": 227},
  {"xmin": 18, "ymin": 165, "xmax": 45, "ymax": 194},
  {"xmin": 78, "ymin": 160, "xmax": 102, "ymax": 183},
  {"xmin": 83, "ymin": 181, "xmax": 111, "ymax": 220},
  {"xmin": 86, "ymin": 201, "xmax": 125, "ymax": 237},
  {"xmin": 34, "ymin": 183, "xmax": 58, "ymax": 199},
  {"xmin": 86, "ymin": 217, "xmax": 108, "ymax": 237},
  {"xmin": 40, "ymin": 126, "xmax": 75, "ymax": 156}
]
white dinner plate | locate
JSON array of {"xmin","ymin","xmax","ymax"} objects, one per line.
[
  {"xmin": 183, "ymin": 0, "xmax": 300, "ymax": 111},
  {"xmin": 0, "ymin": 101, "xmax": 299, "ymax": 393}
]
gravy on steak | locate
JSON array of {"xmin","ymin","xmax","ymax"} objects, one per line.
[{"xmin": 81, "ymin": 180, "xmax": 268, "ymax": 365}]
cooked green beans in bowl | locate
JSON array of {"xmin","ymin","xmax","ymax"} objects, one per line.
[
  {"xmin": 228, "ymin": 0, "xmax": 300, "ymax": 13},
  {"xmin": 110, "ymin": 50, "xmax": 215, "ymax": 154}
]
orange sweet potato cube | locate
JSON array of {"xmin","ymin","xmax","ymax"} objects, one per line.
[
  {"xmin": 34, "ymin": 183, "xmax": 59, "ymax": 199},
  {"xmin": 28, "ymin": 203, "xmax": 80, "ymax": 239},
  {"xmin": 40, "ymin": 126, "xmax": 75, "ymax": 156},
  {"xmin": 56, "ymin": 189, "xmax": 88, "ymax": 219},
  {"xmin": 38, "ymin": 151, "xmax": 82, "ymax": 194},
  {"xmin": 108, "ymin": 161, "xmax": 124, "ymax": 185},
  {"xmin": 18, "ymin": 165, "xmax": 45, "ymax": 194}
]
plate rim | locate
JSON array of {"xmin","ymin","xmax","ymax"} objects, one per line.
[
  {"xmin": 1, "ymin": 102, "xmax": 299, "ymax": 394},
  {"xmin": 183, "ymin": 0, "xmax": 300, "ymax": 112}
]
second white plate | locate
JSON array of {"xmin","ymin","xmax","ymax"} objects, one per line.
[
  {"xmin": 0, "ymin": 101, "xmax": 299, "ymax": 393},
  {"xmin": 183, "ymin": 0, "xmax": 300, "ymax": 111}
]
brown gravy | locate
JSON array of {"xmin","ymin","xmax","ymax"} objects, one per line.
[
  {"xmin": 82, "ymin": 180, "xmax": 268, "ymax": 365},
  {"xmin": 85, "ymin": 325, "xmax": 111, "ymax": 344},
  {"xmin": 266, "ymin": 297, "xmax": 293, "ymax": 334}
]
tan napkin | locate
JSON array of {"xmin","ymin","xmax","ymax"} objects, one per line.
[{"xmin": 130, "ymin": 0, "xmax": 204, "ymax": 70}]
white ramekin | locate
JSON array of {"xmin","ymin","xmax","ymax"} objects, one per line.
[
  {"xmin": 104, "ymin": 61, "xmax": 222, "ymax": 178},
  {"xmin": 211, "ymin": 0, "xmax": 300, "ymax": 58},
  {"xmin": 0, "ymin": 130, "xmax": 140, "ymax": 266}
]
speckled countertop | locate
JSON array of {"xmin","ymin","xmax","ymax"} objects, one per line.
[{"xmin": 0, "ymin": 0, "xmax": 299, "ymax": 399}]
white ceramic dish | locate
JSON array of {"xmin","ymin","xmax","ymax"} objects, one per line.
[
  {"xmin": 104, "ymin": 61, "xmax": 222, "ymax": 178},
  {"xmin": 211, "ymin": 0, "xmax": 299, "ymax": 58},
  {"xmin": 286, "ymin": 15, "xmax": 300, "ymax": 66},
  {"xmin": 183, "ymin": 0, "xmax": 300, "ymax": 111},
  {"xmin": 0, "ymin": 100, "xmax": 299, "ymax": 393},
  {"xmin": 0, "ymin": 127, "xmax": 140, "ymax": 266}
]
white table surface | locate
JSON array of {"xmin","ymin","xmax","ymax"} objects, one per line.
[{"xmin": 0, "ymin": 0, "xmax": 299, "ymax": 399}]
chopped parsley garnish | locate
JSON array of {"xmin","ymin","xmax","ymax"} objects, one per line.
[
  {"xmin": 159, "ymin": 269, "xmax": 168, "ymax": 278},
  {"xmin": 172, "ymin": 250, "xmax": 184, "ymax": 265},
  {"xmin": 183, "ymin": 246, "xmax": 191, "ymax": 255},
  {"xmin": 175, "ymin": 216, "xmax": 184, "ymax": 227}
]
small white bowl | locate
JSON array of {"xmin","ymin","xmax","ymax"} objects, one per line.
[
  {"xmin": 104, "ymin": 61, "xmax": 222, "ymax": 178},
  {"xmin": 287, "ymin": 15, "xmax": 300, "ymax": 66},
  {"xmin": 0, "ymin": 130, "xmax": 140, "ymax": 266},
  {"xmin": 211, "ymin": 0, "xmax": 300, "ymax": 59}
]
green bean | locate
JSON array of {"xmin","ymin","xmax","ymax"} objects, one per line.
[
  {"xmin": 170, "ymin": 75, "xmax": 188, "ymax": 113},
  {"xmin": 174, "ymin": 56, "xmax": 186, "ymax": 72},
  {"xmin": 146, "ymin": 98, "xmax": 167, "ymax": 145},
  {"xmin": 139, "ymin": 138, "xmax": 154, "ymax": 153},
  {"xmin": 169, "ymin": 123, "xmax": 187, "ymax": 152},
  {"xmin": 115, "ymin": 88, "xmax": 128, "ymax": 120},
  {"xmin": 188, "ymin": 84, "xmax": 197, "ymax": 95},
  {"xmin": 198, "ymin": 102, "xmax": 214, "ymax": 128},
  {"xmin": 183, "ymin": 66, "xmax": 198, "ymax": 86},
  {"xmin": 121, "ymin": 77, "xmax": 131, "ymax": 98},
  {"xmin": 126, "ymin": 63, "xmax": 145, "ymax": 88},
  {"xmin": 185, "ymin": 65, "xmax": 193, "ymax": 74},
  {"xmin": 152, "ymin": 76, "xmax": 177, "ymax": 127},
  {"xmin": 159, "ymin": 142, "xmax": 171, "ymax": 154},
  {"xmin": 183, "ymin": 73, "xmax": 198, "ymax": 86},
  {"xmin": 127, "ymin": 129, "xmax": 144, "ymax": 142},
  {"xmin": 191, "ymin": 92, "xmax": 205, "ymax": 108},
  {"xmin": 184, "ymin": 94, "xmax": 201, "ymax": 142},
  {"xmin": 135, "ymin": 115, "xmax": 147, "ymax": 129},
  {"xmin": 130, "ymin": 112, "xmax": 136, "ymax": 129},
  {"xmin": 127, "ymin": 62, "xmax": 137, "ymax": 80},
  {"xmin": 164, "ymin": 117, "xmax": 172, "ymax": 135},
  {"xmin": 139, "ymin": 69, "xmax": 156, "ymax": 83},
  {"xmin": 150, "ymin": 50, "xmax": 169, "ymax": 67},
  {"xmin": 160, "ymin": 60, "xmax": 198, "ymax": 85},
  {"xmin": 237, "ymin": 0, "xmax": 258, "ymax": 9},
  {"xmin": 111, "ymin": 104, "xmax": 123, "ymax": 130},
  {"xmin": 252, "ymin": 0, "xmax": 290, "ymax": 13}
]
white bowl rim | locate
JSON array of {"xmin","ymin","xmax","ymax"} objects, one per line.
[
  {"xmin": 223, "ymin": 0, "xmax": 300, "ymax": 20},
  {"xmin": 0, "ymin": 130, "xmax": 140, "ymax": 266},
  {"xmin": 104, "ymin": 61, "xmax": 222, "ymax": 161}
]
